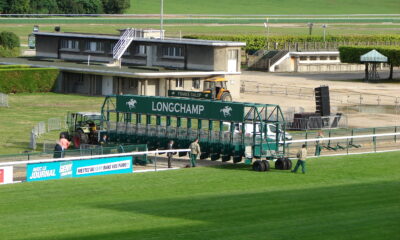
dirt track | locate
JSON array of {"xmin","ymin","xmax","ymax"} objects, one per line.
[{"xmin": 239, "ymin": 70, "xmax": 400, "ymax": 128}]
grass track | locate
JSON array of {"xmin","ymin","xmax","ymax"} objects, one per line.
[
  {"xmin": 0, "ymin": 152, "xmax": 399, "ymax": 239},
  {"xmin": 128, "ymin": 0, "xmax": 400, "ymax": 14},
  {"xmin": 0, "ymin": 93, "xmax": 104, "ymax": 154}
]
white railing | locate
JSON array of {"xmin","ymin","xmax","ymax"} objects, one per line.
[
  {"xmin": 0, "ymin": 93, "xmax": 9, "ymax": 107},
  {"xmin": 113, "ymin": 28, "xmax": 141, "ymax": 60}
]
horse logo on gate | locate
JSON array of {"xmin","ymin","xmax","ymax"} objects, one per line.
[
  {"xmin": 126, "ymin": 99, "xmax": 137, "ymax": 110},
  {"xmin": 220, "ymin": 106, "xmax": 232, "ymax": 117}
]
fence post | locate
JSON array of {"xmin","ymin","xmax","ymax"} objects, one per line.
[
  {"xmin": 256, "ymin": 84, "xmax": 259, "ymax": 93},
  {"xmin": 395, "ymin": 126, "xmax": 397, "ymax": 143},
  {"xmin": 373, "ymin": 128, "xmax": 376, "ymax": 152}
]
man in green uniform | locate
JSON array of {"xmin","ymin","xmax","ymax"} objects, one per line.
[
  {"xmin": 315, "ymin": 130, "xmax": 324, "ymax": 156},
  {"xmin": 189, "ymin": 138, "xmax": 201, "ymax": 167},
  {"xmin": 292, "ymin": 144, "xmax": 307, "ymax": 174}
]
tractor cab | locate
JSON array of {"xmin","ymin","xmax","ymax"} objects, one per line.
[
  {"xmin": 203, "ymin": 77, "xmax": 232, "ymax": 101},
  {"xmin": 66, "ymin": 112, "xmax": 102, "ymax": 147}
]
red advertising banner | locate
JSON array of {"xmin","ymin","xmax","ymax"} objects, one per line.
[{"xmin": 0, "ymin": 169, "xmax": 4, "ymax": 183}]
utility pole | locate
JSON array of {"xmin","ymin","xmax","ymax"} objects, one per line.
[
  {"xmin": 264, "ymin": 18, "xmax": 269, "ymax": 50},
  {"xmin": 307, "ymin": 22, "xmax": 314, "ymax": 36},
  {"xmin": 322, "ymin": 24, "xmax": 327, "ymax": 42},
  {"xmin": 160, "ymin": 0, "xmax": 164, "ymax": 39}
]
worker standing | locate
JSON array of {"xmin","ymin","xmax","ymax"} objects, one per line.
[
  {"xmin": 58, "ymin": 133, "xmax": 70, "ymax": 158},
  {"xmin": 167, "ymin": 140, "xmax": 174, "ymax": 168},
  {"xmin": 189, "ymin": 138, "xmax": 201, "ymax": 167},
  {"xmin": 315, "ymin": 130, "xmax": 324, "ymax": 156},
  {"xmin": 292, "ymin": 144, "xmax": 307, "ymax": 174}
]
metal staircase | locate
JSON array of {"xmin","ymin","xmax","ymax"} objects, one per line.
[{"xmin": 112, "ymin": 28, "xmax": 138, "ymax": 61}]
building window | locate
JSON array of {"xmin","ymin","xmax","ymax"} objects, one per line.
[
  {"xmin": 176, "ymin": 78, "xmax": 184, "ymax": 88},
  {"xmin": 192, "ymin": 78, "xmax": 200, "ymax": 89},
  {"xmin": 320, "ymin": 56, "xmax": 328, "ymax": 61},
  {"xmin": 61, "ymin": 39, "xmax": 79, "ymax": 50},
  {"xmin": 135, "ymin": 45, "xmax": 147, "ymax": 55},
  {"xmin": 300, "ymin": 56, "xmax": 308, "ymax": 61},
  {"xmin": 162, "ymin": 46, "xmax": 183, "ymax": 57},
  {"xmin": 310, "ymin": 56, "xmax": 317, "ymax": 61},
  {"xmin": 330, "ymin": 56, "xmax": 338, "ymax": 61},
  {"xmin": 85, "ymin": 41, "xmax": 104, "ymax": 52}
]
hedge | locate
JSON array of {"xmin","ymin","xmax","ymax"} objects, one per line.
[
  {"xmin": 184, "ymin": 34, "xmax": 400, "ymax": 52},
  {"xmin": 0, "ymin": 46, "xmax": 20, "ymax": 57},
  {"xmin": 0, "ymin": 68, "xmax": 60, "ymax": 93},
  {"xmin": 338, "ymin": 46, "xmax": 400, "ymax": 66},
  {"xmin": 0, "ymin": 65, "xmax": 31, "ymax": 69}
]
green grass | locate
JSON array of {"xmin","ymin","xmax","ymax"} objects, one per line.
[
  {"xmin": 0, "ymin": 93, "xmax": 104, "ymax": 154},
  {"xmin": 0, "ymin": 151, "xmax": 399, "ymax": 239},
  {"xmin": 128, "ymin": 0, "xmax": 400, "ymax": 14}
]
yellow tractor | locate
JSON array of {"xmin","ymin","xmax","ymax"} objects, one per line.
[{"xmin": 203, "ymin": 77, "xmax": 232, "ymax": 101}]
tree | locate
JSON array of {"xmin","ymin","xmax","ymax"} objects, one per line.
[
  {"xmin": 57, "ymin": 0, "xmax": 85, "ymax": 14},
  {"xmin": 102, "ymin": 0, "xmax": 130, "ymax": 14},
  {"xmin": 6, "ymin": 0, "xmax": 31, "ymax": 14},
  {"xmin": 0, "ymin": 31, "xmax": 20, "ymax": 49},
  {"xmin": 77, "ymin": 0, "xmax": 104, "ymax": 14},
  {"xmin": 30, "ymin": 0, "xmax": 59, "ymax": 14}
]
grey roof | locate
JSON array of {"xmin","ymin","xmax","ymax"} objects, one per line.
[
  {"xmin": 360, "ymin": 50, "xmax": 388, "ymax": 63},
  {"xmin": 34, "ymin": 32, "xmax": 246, "ymax": 47},
  {"xmin": 0, "ymin": 57, "xmax": 238, "ymax": 78}
]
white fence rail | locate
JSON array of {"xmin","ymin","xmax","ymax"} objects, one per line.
[{"xmin": 0, "ymin": 93, "xmax": 9, "ymax": 107}]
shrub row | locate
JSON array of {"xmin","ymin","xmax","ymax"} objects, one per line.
[
  {"xmin": 0, "ymin": 64, "xmax": 30, "ymax": 69},
  {"xmin": 0, "ymin": 46, "xmax": 20, "ymax": 57},
  {"xmin": 339, "ymin": 46, "xmax": 400, "ymax": 66},
  {"xmin": 0, "ymin": 68, "xmax": 60, "ymax": 93},
  {"xmin": 184, "ymin": 34, "xmax": 400, "ymax": 52}
]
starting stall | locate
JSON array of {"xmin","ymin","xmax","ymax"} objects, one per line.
[{"xmin": 100, "ymin": 95, "xmax": 291, "ymax": 171}]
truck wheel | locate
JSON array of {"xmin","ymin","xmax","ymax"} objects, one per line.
[
  {"xmin": 262, "ymin": 160, "xmax": 270, "ymax": 171},
  {"xmin": 221, "ymin": 92, "xmax": 232, "ymax": 102}
]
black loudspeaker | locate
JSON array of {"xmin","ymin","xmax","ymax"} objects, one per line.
[{"xmin": 315, "ymin": 86, "xmax": 330, "ymax": 116}]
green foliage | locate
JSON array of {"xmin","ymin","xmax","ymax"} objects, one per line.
[
  {"xmin": 77, "ymin": 0, "xmax": 103, "ymax": 14},
  {"xmin": 57, "ymin": 0, "xmax": 85, "ymax": 14},
  {"xmin": 339, "ymin": 46, "xmax": 400, "ymax": 66},
  {"xmin": 31, "ymin": 0, "xmax": 59, "ymax": 14},
  {"xmin": 0, "ymin": 151, "xmax": 399, "ymax": 239},
  {"xmin": 0, "ymin": 64, "xmax": 30, "ymax": 68},
  {"xmin": 5, "ymin": 0, "xmax": 30, "ymax": 14},
  {"xmin": 0, "ymin": 31, "xmax": 20, "ymax": 49},
  {"xmin": 0, "ymin": 46, "xmax": 20, "ymax": 57},
  {"xmin": 185, "ymin": 34, "xmax": 400, "ymax": 52},
  {"xmin": 102, "ymin": 0, "xmax": 130, "ymax": 13},
  {"xmin": 0, "ymin": 68, "xmax": 59, "ymax": 93}
]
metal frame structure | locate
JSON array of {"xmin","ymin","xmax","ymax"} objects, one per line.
[{"xmin": 100, "ymin": 95, "xmax": 287, "ymax": 163}]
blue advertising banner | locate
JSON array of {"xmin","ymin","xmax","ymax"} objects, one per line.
[{"xmin": 27, "ymin": 156, "xmax": 133, "ymax": 182}]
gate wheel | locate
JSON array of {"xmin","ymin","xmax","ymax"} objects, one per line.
[
  {"xmin": 262, "ymin": 160, "xmax": 270, "ymax": 171},
  {"xmin": 253, "ymin": 160, "xmax": 264, "ymax": 171},
  {"xmin": 285, "ymin": 158, "xmax": 292, "ymax": 170}
]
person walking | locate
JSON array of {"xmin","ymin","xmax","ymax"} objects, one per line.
[
  {"xmin": 315, "ymin": 130, "xmax": 324, "ymax": 156},
  {"xmin": 58, "ymin": 133, "xmax": 70, "ymax": 158},
  {"xmin": 167, "ymin": 140, "xmax": 174, "ymax": 168},
  {"xmin": 292, "ymin": 144, "xmax": 307, "ymax": 174},
  {"xmin": 189, "ymin": 138, "xmax": 201, "ymax": 167}
]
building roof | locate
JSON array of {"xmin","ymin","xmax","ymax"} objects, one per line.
[
  {"xmin": 360, "ymin": 50, "xmax": 388, "ymax": 63},
  {"xmin": 0, "ymin": 57, "xmax": 240, "ymax": 78},
  {"xmin": 33, "ymin": 32, "xmax": 246, "ymax": 47}
]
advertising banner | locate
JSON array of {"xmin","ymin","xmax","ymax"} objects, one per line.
[
  {"xmin": 116, "ymin": 95, "xmax": 245, "ymax": 122},
  {"xmin": 168, "ymin": 90, "xmax": 213, "ymax": 99},
  {"xmin": 0, "ymin": 166, "xmax": 13, "ymax": 184},
  {"xmin": 27, "ymin": 156, "xmax": 133, "ymax": 182}
]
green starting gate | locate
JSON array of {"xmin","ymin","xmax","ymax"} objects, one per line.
[{"xmin": 100, "ymin": 95, "xmax": 287, "ymax": 163}]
